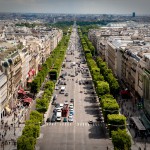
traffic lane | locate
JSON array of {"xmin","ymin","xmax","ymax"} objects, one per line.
[
  {"xmin": 74, "ymin": 80, "xmax": 99, "ymax": 122},
  {"xmin": 38, "ymin": 124, "xmax": 105, "ymax": 150}
]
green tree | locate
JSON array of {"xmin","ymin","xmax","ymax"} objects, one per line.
[
  {"xmin": 96, "ymin": 81, "xmax": 110, "ymax": 96},
  {"xmin": 30, "ymin": 110, "xmax": 43, "ymax": 123},
  {"xmin": 17, "ymin": 136, "xmax": 36, "ymax": 150},
  {"xmin": 108, "ymin": 114, "xmax": 126, "ymax": 136},
  {"xmin": 112, "ymin": 129, "xmax": 131, "ymax": 150}
]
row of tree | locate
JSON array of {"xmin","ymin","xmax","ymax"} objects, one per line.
[
  {"xmin": 78, "ymin": 26, "xmax": 131, "ymax": 150},
  {"xmin": 17, "ymin": 111, "xmax": 43, "ymax": 150},
  {"xmin": 17, "ymin": 27, "xmax": 72, "ymax": 150},
  {"xmin": 30, "ymin": 34, "xmax": 70, "ymax": 94}
]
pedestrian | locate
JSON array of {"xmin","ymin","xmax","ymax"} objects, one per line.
[{"xmin": 9, "ymin": 126, "xmax": 10, "ymax": 130}]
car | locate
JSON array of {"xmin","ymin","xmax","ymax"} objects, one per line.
[
  {"xmin": 88, "ymin": 120, "xmax": 94, "ymax": 124},
  {"xmin": 60, "ymin": 103, "xmax": 64, "ymax": 109},
  {"xmin": 51, "ymin": 114, "xmax": 56, "ymax": 122},
  {"xmin": 71, "ymin": 74, "xmax": 75, "ymax": 77},
  {"xmin": 55, "ymin": 103, "xmax": 60, "ymax": 108},
  {"xmin": 56, "ymin": 107, "xmax": 61, "ymax": 111},
  {"xmin": 52, "ymin": 101, "xmax": 56, "ymax": 105},
  {"xmin": 64, "ymin": 100, "xmax": 69, "ymax": 105},
  {"xmin": 46, "ymin": 117, "xmax": 51, "ymax": 122},
  {"xmin": 53, "ymin": 95, "xmax": 57, "ymax": 100},
  {"xmin": 69, "ymin": 103, "xmax": 74, "ymax": 109},
  {"xmin": 69, "ymin": 109, "xmax": 74, "ymax": 115},
  {"xmin": 68, "ymin": 115, "xmax": 73, "ymax": 122},
  {"xmin": 53, "ymin": 109, "xmax": 57, "ymax": 114},
  {"xmin": 65, "ymin": 93, "xmax": 68, "ymax": 96},
  {"xmin": 70, "ymin": 99, "xmax": 74, "ymax": 103},
  {"xmin": 84, "ymin": 91, "xmax": 87, "ymax": 94},
  {"xmin": 63, "ymin": 117, "xmax": 68, "ymax": 122},
  {"xmin": 79, "ymin": 81, "xmax": 82, "ymax": 85},
  {"xmin": 55, "ymin": 86, "xmax": 59, "ymax": 90},
  {"xmin": 56, "ymin": 116, "xmax": 61, "ymax": 122}
]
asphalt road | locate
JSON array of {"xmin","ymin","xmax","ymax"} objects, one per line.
[{"xmin": 36, "ymin": 27, "xmax": 112, "ymax": 150}]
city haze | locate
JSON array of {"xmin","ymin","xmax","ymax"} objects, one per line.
[{"xmin": 0, "ymin": 0, "xmax": 150, "ymax": 15}]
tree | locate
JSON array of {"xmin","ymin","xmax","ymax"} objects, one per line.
[
  {"xmin": 17, "ymin": 136, "xmax": 36, "ymax": 150},
  {"xmin": 108, "ymin": 114, "xmax": 126, "ymax": 136},
  {"xmin": 112, "ymin": 129, "xmax": 131, "ymax": 150},
  {"xmin": 96, "ymin": 81, "xmax": 110, "ymax": 96},
  {"xmin": 30, "ymin": 110, "xmax": 43, "ymax": 123}
]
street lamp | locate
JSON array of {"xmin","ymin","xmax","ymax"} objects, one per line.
[{"xmin": 14, "ymin": 112, "xmax": 16, "ymax": 136}]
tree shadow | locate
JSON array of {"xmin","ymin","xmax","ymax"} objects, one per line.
[{"xmin": 88, "ymin": 122, "xmax": 106, "ymax": 139}]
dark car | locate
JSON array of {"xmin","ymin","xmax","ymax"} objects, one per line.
[
  {"xmin": 55, "ymin": 103, "xmax": 60, "ymax": 108},
  {"xmin": 70, "ymin": 98, "xmax": 74, "ymax": 103},
  {"xmin": 51, "ymin": 114, "xmax": 56, "ymax": 122},
  {"xmin": 53, "ymin": 95, "xmax": 57, "ymax": 100},
  {"xmin": 53, "ymin": 109, "xmax": 57, "ymax": 115},
  {"xmin": 52, "ymin": 101, "xmax": 56, "ymax": 105},
  {"xmin": 46, "ymin": 117, "xmax": 51, "ymax": 122},
  {"xmin": 63, "ymin": 117, "xmax": 68, "ymax": 122}
]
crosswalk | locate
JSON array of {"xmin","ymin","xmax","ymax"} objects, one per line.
[{"xmin": 44, "ymin": 122, "xmax": 102, "ymax": 127}]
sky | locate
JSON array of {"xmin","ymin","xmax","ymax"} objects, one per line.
[{"xmin": 0, "ymin": 0, "xmax": 150, "ymax": 15}]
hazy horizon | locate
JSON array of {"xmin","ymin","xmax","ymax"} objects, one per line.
[{"xmin": 0, "ymin": 0, "xmax": 150, "ymax": 15}]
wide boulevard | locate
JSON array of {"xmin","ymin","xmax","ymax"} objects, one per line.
[{"xmin": 36, "ymin": 26, "xmax": 112, "ymax": 150}]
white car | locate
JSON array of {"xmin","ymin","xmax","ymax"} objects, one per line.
[
  {"xmin": 55, "ymin": 86, "xmax": 59, "ymax": 90},
  {"xmin": 60, "ymin": 103, "xmax": 64, "ymax": 109},
  {"xmin": 57, "ymin": 109, "xmax": 61, "ymax": 113},
  {"xmin": 69, "ymin": 103, "xmax": 74, "ymax": 109},
  {"xmin": 64, "ymin": 100, "xmax": 69, "ymax": 105},
  {"xmin": 56, "ymin": 107, "xmax": 61, "ymax": 111},
  {"xmin": 68, "ymin": 115, "xmax": 73, "ymax": 122}
]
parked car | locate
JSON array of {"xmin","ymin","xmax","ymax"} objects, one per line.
[
  {"xmin": 55, "ymin": 103, "xmax": 60, "ymax": 108},
  {"xmin": 53, "ymin": 109, "xmax": 57, "ymax": 115},
  {"xmin": 60, "ymin": 103, "xmax": 64, "ymax": 109},
  {"xmin": 70, "ymin": 99, "xmax": 74, "ymax": 103},
  {"xmin": 63, "ymin": 117, "xmax": 68, "ymax": 122},
  {"xmin": 55, "ymin": 86, "xmax": 59, "ymax": 90},
  {"xmin": 64, "ymin": 100, "xmax": 69, "ymax": 105},
  {"xmin": 52, "ymin": 101, "xmax": 56, "ymax": 105},
  {"xmin": 51, "ymin": 114, "xmax": 56, "ymax": 122},
  {"xmin": 69, "ymin": 103, "xmax": 74, "ymax": 109},
  {"xmin": 46, "ymin": 117, "xmax": 51, "ymax": 122},
  {"xmin": 69, "ymin": 109, "xmax": 74, "ymax": 115},
  {"xmin": 53, "ymin": 95, "xmax": 57, "ymax": 100},
  {"xmin": 68, "ymin": 115, "xmax": 73, "ymax": 122}
]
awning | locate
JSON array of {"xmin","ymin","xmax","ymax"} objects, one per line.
[
  {"xmin": 28, "ymin": 69, "xmax": 35, "ymax": 77},
  {"xmin": 130, "ymin": 117, "xmax": 146, "ymax": 131},
  {"xmin": 5, "ymin": 106, "xmax": 11, "ymax": 114},
  {"xmin": 18, "ymin": 90, "xmax": 26, "ymax": 95},
  {"xmin": 120, "ymin": 90, "xmax": 130, "ymax": 95},
  {"xmin": 24, "ymin": 97, "xmax": 32, "ymax": 103},
  {"xmin": 31, "ymin": 69, "xmax": 35, "ymax": 75},
  {"xmin": 140, "ymin": 114, "xmax": 150, "ymax": 130}
]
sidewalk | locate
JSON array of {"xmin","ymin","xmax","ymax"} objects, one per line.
[
  {"xmin": 0, "ymin": 98, "xmax": 36, "ymax": 150},
  {"xmin": 118, "ymin": 97, "xmax": 150, "ymax": 150},
  {"xmin": 0, "ymin": 106, "xmax": 27, "ymax": 150}
]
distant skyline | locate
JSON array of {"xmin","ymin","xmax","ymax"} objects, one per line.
[{"xmin": 0, "ymin": 0, "xmax": 150, "ymax": 15}]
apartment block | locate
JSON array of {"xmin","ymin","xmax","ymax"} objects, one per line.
[{"xmin": 88, "ymin": 23, "xmax": 150, "ymax": 116}]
